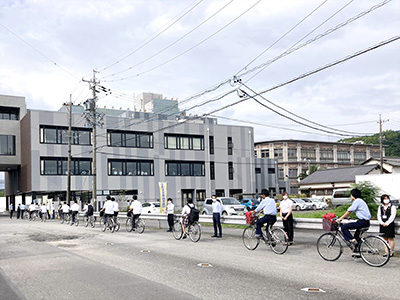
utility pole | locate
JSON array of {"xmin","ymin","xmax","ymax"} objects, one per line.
[
  {"xmin": 378, "ymin": 114, "xmax": 389, "ymax": 174},
  {"xmin": 66, "ymin": 95, "xmax": 72, "ymax": 205},
  {"xmin": 83, "ymin": 70, "xmax": 99, "ymax": 209}
]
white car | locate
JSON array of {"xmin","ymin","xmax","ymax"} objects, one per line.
[
  {"xmin": 202, "ymin": 197, "xmax": 245, "ymax": 216},
  {"xmin": 291, "ymin": 198, "xmax": 312, "ymax": 211},
  {"xmin": 142, "ymin": 202, "xmax": 161, "ymax": 214},
  {"xmin": 303, "ymin": 198, "xmax": 328, "ymax": 210}
]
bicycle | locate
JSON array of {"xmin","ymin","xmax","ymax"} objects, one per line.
[
  {"xmin": 316, "ymin": 218, "xmax": 390, "ymax": 267},
  {"xmin": 40, "ymin": 212, "xmax": 48, "ymax": 222},
  {"xmin": 85, "ymin": 215, "xmax": 96, "ymax": 228},
  {"xmin": 61, "ymin": 213, "xmax": 71, "ymax": 224},
  {"xmin": 114, "ymin": 217, "xmax": 121, "ymax": 232},
  {"xmin": 102, "ymin": 215, "xmax": 115, "ymax": 233},
  {"xmin": 125, "ymin": 216, "xmax": 145, "ymax": 234},
  {"xmin": 172, "ymin": 218, "xmax": 201, "ymax": 243},
  {"xmin": 30, "ymin": 211, "xmax": 39, "ymax": 221},
  {"xmin": 242, "ymin": 213, "xmax": 288, "ymax": 255},
  {"xmin": 70, "ymin": 213, "xmax": 79, "ymax": 227}
]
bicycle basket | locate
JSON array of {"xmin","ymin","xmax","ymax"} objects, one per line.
[
  {"xmin": 322, "ymin": 218, "xmax": 337, "ymax": 231},
  {"xmin": 245, "ymin": 211, "xmax": 257, "ymax": 225}
]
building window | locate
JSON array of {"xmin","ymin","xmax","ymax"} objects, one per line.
[
  {"xmin": 164, "ymin": 134, "xmax": 204, "ymax": 150},
  {"xmin": 40, "ymin": 157, "xmax": 92, "ymax": 175},
  {"xmin": 354, "ymin": 151, "xmax": 366, "ymax": 162},
  {"xmin": 320, "ymin": 150, "xmax": 333, "ymax": 161},
  {"xmin": 255, "ymin": 168, "xmax": 261, "ymax": 174},
  {"xmin": 228, "ymin": 162, "xmax": 234, "ymax": 180},
  {"xmin": 107, "ymin": 130, "xmax": 153, "ymax": 148},
  {"xmin": 288, "ymin": 168, "xmax": 298, "ymax": 178},
  {"xmin": 210, "ymin": 162, "xmax": 215, "ymax": 180},
  {"xmin": 0, "ymin": 135, "xmax": 16, "ymax": 155},
  {"xmin": 215, "ymin": 189, "xmax": 225, "ymax": 197},
  {"xmin": 227, "ymin": 137, "xmax": 233, "ymax": 155},
  {"xmin": 268, "ymin": 168, "xmax": 275, "ymax": 174},
  {"xmin": 0, "ymin": 106, "xmax": 19, "ymax": 120},
  {"xmin": 278, "ymin": 169, "xmax": 284, "ymax": 179},
  {"xmin": 165, "ymin": 161, "xmax": 205, "ymax": 176},
  {"xmin": 287, "ymin": 149, "xmax": 297, "ymax": 161},
  {"xmin": 209, "ymin": 136, "xmax": 214, "ymax": 155},
  {"xmin": 196, "ymin": 190, "xmax": 206, "ymax": 201},
  {"xmin": 40, "ymin": 125, "xmax": 92, "ymax": 145},
  {"xmin": 337, "ymin": 150, "xmax": 350, "ymax": 162},
  {"xmin": 301, "ymin": 149, "xmax": 316, "ymax": 160},
  {"xmin": 261, "ymin": 149, "xmax": 269, "ymax": 158},
  {"xmin": 108, "ymin": 159, "xmax": 154, "ymax": 176},
  {"xmin": 370, "ymin": 151, "xmax": 380, "ymax": 158},
  {"xmin": 274, "ymin": 149, "xmax": 283, "ymax": 160}
]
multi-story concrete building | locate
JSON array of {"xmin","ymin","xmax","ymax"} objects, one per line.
[
  {"xmin": 133, "ymin": 92, "xmax": 179, "ymax": 115},
  {"xmin": 254, "ymin": 139, "xmax": 383, "ymax": 193},
  {"xmin": 2, "ymin": 94, "xmax": 280, "ymax": 210}
]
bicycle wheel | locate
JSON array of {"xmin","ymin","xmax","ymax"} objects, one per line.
[
  {"xmin": 109, "ymin": 219, "xmax": 115, "ymax": 233},
  {"xmin": 317, "ymin": 233, "xmax": 342, "ymax": 261},
  {"xmin": 136, "ymin": 219, "xmax": 145, "ymax": 234},
  {"xmin": 188, "ymin": 223, "xmax": 201, "ymax": 243},
  {"xmin": 90, "ymin": 216, "xmax": 95, "ymax": 228},
  {"xmin": 75, "ymin": 217, "xmax": 79, "ymax": 227},
  {"xmin": 172, "ymin": 220, "xmax": 183, "ymax": 240},
  {"xmin": 102, "ymin": 220, "xmax": 107, "ymax": 232},
  {"xmin": 61, "ymin": 216, "xmax": 64, "ymax": 224},
  {"xmin": 85, "ymin": 217, "xmax": 89, "ymax": 227},
  {"xmin": 269, "ymin": 227, "xmax": 289, "ymax": 255},
  {"xmin": 242, "ymin": 226, "xmax": 260, "ymax": 250},
  {"xmin": 115, "ymin": 218, "xmax": 120, "ymax": 232},
  {"xmin": 360, "ymin": 236, "xmax": 390, "ymax": 267},
  {"xmin": 125, "ymin": 218, "xmax": 133, "ymax": 232}
]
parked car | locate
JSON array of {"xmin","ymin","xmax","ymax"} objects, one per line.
[
  {"xmin": 239, "ymin": 198, "xmax": 260, "ymax": 211},
  {"xmin": 291, "ymin": 198, "xmax": 312, "ymax": 211},
  {"xmin": 331, "ymin": 188, "xmax": 352, "ymax": 208},
  {"xmin": 202, "ymin": 197, "xmax": 245, "ymax": 216},
  {"xmin": 142, "ymin": 202, "xmax": 161, "ymax": 214},
  {"xmin": 302, "ymin": 198, "xmax": 328, "ymax": 210}
]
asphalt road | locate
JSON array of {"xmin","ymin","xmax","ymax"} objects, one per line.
[{"xmin": 0, "ymin": 217, "xmax": 399, "ymax": 300}]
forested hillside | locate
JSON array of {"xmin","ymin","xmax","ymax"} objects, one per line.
[{"xmin": 339, "ymin": 130, "xmax": 400, "ymax": 157}]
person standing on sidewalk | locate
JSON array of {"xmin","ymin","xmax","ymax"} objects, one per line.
[
  {"xmin": 211, "ymin": 195, "xmax": 222, "ymax": 238},
  {"xmin": 377, "ymin": 194, "xmax": 396, "ymax": 257},
  {"xmin": 166, "ymin": 198, "xmax": 175, "ymax": 232},
  {"xmin": 280, "ymin": 192, "xmax": 294, "ymax": 245},
  {"xmin": 9, "ymin": 203, "xmax": 13, "ymax": 219}
]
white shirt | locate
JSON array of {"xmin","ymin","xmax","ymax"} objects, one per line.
[
  {"xmin": 71, "ymin": 203, "xmax": 80, "ymax": 212},
  {"xmin": 166, "ymin": 202, "xmax": 174, "ymax": 214},
  {"xmin": 20, "ymin": 204, "xmax": 26, "ymax": 210},
  {"xmin": 130, "ymin": 200, "xmax": 142, "ymax": 214},
  {"xmin": 82, "ymin": 204, "xmax": 88, "ymax": 212},
  {"xmin": 181, "ymin": 203, "xmax": 194, "ymax": 216},
  {"xmin": 212, "ymin": 200, "xmax": 222, "ymax": 214},
  {"xmin": 103, "ymin": 200, "xmax": 114, "ymax": 214},
  {"xmin": 280, "ymin": 199, "xmax": 293, "ymax": 214},
  {"xmin": 29, "ymin": 204, "xmax": 36, "ymax": 211},
  {"xmin": 377, "ymin": 204, "xmax": 396, "ymax": 225},
  {"xmin": 113, "ymin": 201, "xmax": 119, "ymax": 212},
  {"xmin": 62, "ymin": 204, "xmax": 70, "ymax": 213},
  {"xmin": 41, "ymin": 205, "xmax": 47, "ymax": 212}
]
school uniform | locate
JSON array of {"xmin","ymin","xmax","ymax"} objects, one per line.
[
  {"xmin": 280, "ymin": 199, "xmax": 294, "ymax": 242},
  {"xmin": 340, "ymin": 198, "xmax": 371, "ymax": 242},
  {"xmin": 378, "ymin": 204, "xmax": 396, "ymax": 238},
  {"xmin": 212, "ymin": 200, "xmax": 222, "ymax": 238}
]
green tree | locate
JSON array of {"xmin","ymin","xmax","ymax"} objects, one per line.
[{"xmin": 298, "ymin": 164, "xmax": 319, "ymax": 180}]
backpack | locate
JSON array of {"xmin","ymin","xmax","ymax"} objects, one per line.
[
  {"xmin": 188, "ymin": 206, "xmax": 200, "ymax": 224},
  {"xmin": 87, "ymin": 204, "xmax": 94, "ymax": 215}
]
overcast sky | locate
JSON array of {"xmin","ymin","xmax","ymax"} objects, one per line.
[{"xmin": 1, "ymin": 0, "xmax": 399, "ymax": 146}]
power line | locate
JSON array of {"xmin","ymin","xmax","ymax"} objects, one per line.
[
  {"xmin": 0, "ymin": 22, "xmax": 80, "ymax": 80},
  {"xmin": 97, "ymin": 0, "xmax": 204, "ymax": 72},
  {"xmin": 101, "ymin": 0, "xmax": 234, "ymax": 79},
  {"xmin": 103, "ymin": 0, "xmax": 262, "ymax": 82}
]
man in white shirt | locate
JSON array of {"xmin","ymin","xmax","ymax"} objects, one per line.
[
  {"xmin": 128, "ymin": 195, "xmax": 142, "ymax": 230},
  {"xmin": 211, "ymin": 195, "xmax": 223, "ymax": 238},
  {"xmin": 62, "ymin": 202, "xmax": 70, "ymax": 221},
  {"xmin": 101, "ymin": 196, "xmax": 115, "ymax": 225},
  {"xmin": 166, "ymin": 198, "xmax": 175, "ymax": 232},
  {"xmin": 20, "ymin": 204, "xmax": 26, "ymax": 219},
  {"xmin": 70, "ymin": 200, "xmax": 80, "ymax": 224},
  {"xmin": 29, "ymin": 202, "xmax": 37, "ymax": 220},
  {"xmin": 40, "ymin": 203, "xmax": 47, "ymax": 220},
  {"xmin": 112, "ymin": 197, "xmax": 119, "ymax": 223}
]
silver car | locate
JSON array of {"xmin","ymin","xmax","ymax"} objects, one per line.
[
  {"xmin": 202, "ymin": 197, "xmax": 245, "ymax": 216},
  {"xmin": 291, "ymin": 198, "xmax": 313, "ymax": 211}
]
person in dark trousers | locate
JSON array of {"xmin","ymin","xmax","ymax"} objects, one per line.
[
  {"xmin": 211, "ymin": 195, "xmax": 222, "ymax": 238},
  {"xmin": 254, "ymin": 191, "xmax": 277, "ymax": 239},
  {"xmin": 377, "ymin": 194, "xmax": 396, "ymax": 257},
  {"xmin": 17, "ymin": 204, "xmax": 21, "ymax": 219},
  {"xmin": 337, "ymin": 188, "xmax": 371, "ymax": 256},
  {"xmin": 9, "ymin": 203, "xmax": 13, "ymax": 219},
  {"xmin": 280, "ymin": 192, "xmax": 294, "ymax": 245},
  {"xmin": 166, "ymin": 198, "xmax": 175, "ymax": 232}
]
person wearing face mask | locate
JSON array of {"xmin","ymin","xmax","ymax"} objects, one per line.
[
  {"xmin": 211, "ymin": 195, "xmax": 222, "ymax": 238},
  {"xmin": 280, "ymin": 192, "xmax": 294, "ymax": 245},
  {"xmin": 166, "ymin": 198, "xmax": 175, "ymax": 232},
  {"xmin": 377, "ymin": 194, "xmax": 396, "ymax": 257}
]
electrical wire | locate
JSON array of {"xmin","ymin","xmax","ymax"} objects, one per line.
[{"xmin": 97, "ymin": 0, "xmax": 204, "ymax": 72}]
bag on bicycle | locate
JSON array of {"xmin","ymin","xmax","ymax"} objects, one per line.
[{"xmin": 189, "ymin": 207, "xmax": 200, "ymax": 224}]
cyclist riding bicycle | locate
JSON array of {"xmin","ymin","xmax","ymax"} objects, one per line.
[
  {"xmin": 112, "ymin": 197, "xmax": 119, "ymax": 223},
  {"xmin": 336, "ymin": 188, "xmax": 371, "ymax": 255},
  {"xmin": 101, "ymin": 195, "xmax": 115, "ymax": 225},
  {"xmin": 128, "ymin": 195, "xmax": 142, "ymax": 231},
  {"xmin": 39, "ymin": 202, "xmax": 47, "ymax": 220},
  {"xmin": 62, "ymin": 201, "xmax": 70, "ymax": 221},
  {"xmin": 181, "ymin": 198, "xmax": 196, "ymax": 239},
  {"xmin": 83, "ymin": 201, "xmax": 94, "ymax": 221},
  {"xmin": 70, "ymin": 200, "xmax": 80, "ymax": 224},
  {"xmin": 253, "ymin": 191, "xmax": 277, "ymax": 239}
]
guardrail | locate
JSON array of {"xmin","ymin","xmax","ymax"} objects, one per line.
[{"xmin": 91, "ymin": 212, "xmax": 400, "ymax": 234}]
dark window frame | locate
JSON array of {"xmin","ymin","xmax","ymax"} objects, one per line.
[
  {"xmin": 107, "ymin": 130, "xmax": 153, "ymax": 149},
  {"xmin": 40, "ymin": 125, "xmax": 92, "ymax": 145},
  {"xmin": 164, "ymin": 133, "xmax": 204, "ymax": 151},
  {"xmin": 165, "ymin": 160, "xmax": 205, "ymax": 176},
  {"xmin": 0, "ymin": 135, "xmax": 16, "ymax": 155},
  {"xmin": 40, "ymin": 157, "xmax": 92, "ymax": 175},
  {"xmin": 108, "ymin": 159, "xmax": 154, "ymax": 176}
]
